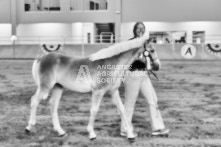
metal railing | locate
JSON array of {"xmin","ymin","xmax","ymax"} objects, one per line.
[
  {"xmin": 1, "ymin": 35, "xmax": 221, "ymax": 59},
  {"xmin": 1, "ymin": 35, "xmax": 221, "ymax": 45},
  {"xmin": 100, "ymin": 32, "xmax": 114, "ymax": 43}
]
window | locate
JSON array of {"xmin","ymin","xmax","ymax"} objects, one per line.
[
  {"xmin": 25, "ymin": 0, "xmax": 60, "ymax": 12},
  {"xmin": 193, "ymin": 31, "xmax": 205, "ymax": 43},
  {"xmin": 150, "ymin": 32, "xmax": 171, "ymax": 44},
  {"xmin": 70, "ymin": 0, "xmax": 82, "ymax": 11},
  {"xmin": 172, "ymin": 31, "xmax": 186, "ymax": 43},
  {"xmin": 150, "ymin": 31, "xmax": 186, "ymax": 44},
  {"xmin": 70, "ymin": 0, "xmax": 108, "ymax": 11}
]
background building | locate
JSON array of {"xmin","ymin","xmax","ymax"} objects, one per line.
[{"xmin": 0, "ymin": 0, "xmax": 221, "ymax": 58}]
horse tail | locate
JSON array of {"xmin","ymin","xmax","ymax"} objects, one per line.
[
  {"xmin": 32, "ymin": 57, "xmax": 40, "ymax": 85},
  {"xmin": 32, "ymin": 52, "xmax": 45, "ymax": 86},
  {"xmin": 32, "ymin": 56, "xmax": 50, "ymax": 100}
]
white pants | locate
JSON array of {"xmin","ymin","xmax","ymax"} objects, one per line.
[{"xmin": 121, "ymin": 72, "xmax": 165, "ymax": 132}]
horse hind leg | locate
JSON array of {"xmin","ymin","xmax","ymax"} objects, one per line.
[
  {"xmin": 49, "ymin": 85, "xmax": 66, "ymax": 136},
  {"xmin": 25, "ymin": 87, "xmax": 50, "ymax": 133},
  {"xmin": 87, "ymin": 90, "xmax": 105, "ymax": 140}
]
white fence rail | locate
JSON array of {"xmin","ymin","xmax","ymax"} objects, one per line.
[{"xmin": 1, "ymin": 35, "xmax": 221, "ymax": 45}]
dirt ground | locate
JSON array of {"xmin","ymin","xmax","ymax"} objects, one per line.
[{"xmin": 0, "ymin": 59, "xmax": 221, "ymax": 147}]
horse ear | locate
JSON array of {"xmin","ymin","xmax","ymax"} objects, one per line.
[
  {"xmin": 144, "ymin": 39, "xmax": 150, "ymax": 46},
  {"xmin": 145, "ymin": 41, "xmax": 154, "ymax": 50},
  {"xmin": 144, "ymin": 38, "xmax": 152, "ymax": 47},
  {"xmin": 147, "ymin": 37, "xmax": 155, "ymax": 44}
]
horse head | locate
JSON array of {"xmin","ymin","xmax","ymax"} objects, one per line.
[
  {"xmin": 144, "ymin": 42, "xmax": 161, "ymax": 71},
  {"xmin": 135, "ymin": 38, "xmax": 161, "ymax": 71}
]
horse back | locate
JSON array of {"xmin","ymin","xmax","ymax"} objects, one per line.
[{"xmin": 37, "ymin": 52, "xmax": 79, "ymax": 74}]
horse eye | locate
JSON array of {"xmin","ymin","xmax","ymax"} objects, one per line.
[{"xmin": 150, "ymin": 50, "xmax": 155, "ymax": 53}]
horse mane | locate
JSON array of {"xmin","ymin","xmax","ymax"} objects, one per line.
[{"xmin": 89, "ymin": 34, "xmax": 149, "ymax": 61}]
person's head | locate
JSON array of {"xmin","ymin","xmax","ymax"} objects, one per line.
[{"xmin": 133, "ymin": 22, "xmax": 146, "ymax": 38}]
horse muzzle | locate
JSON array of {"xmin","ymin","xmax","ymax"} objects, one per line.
[{"xmin": 151, "ymin": 59, "xmax": 161, "ymax": 71}]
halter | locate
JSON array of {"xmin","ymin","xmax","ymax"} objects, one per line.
[
  {"xmin": 143, "ymin": 48, "xmax": 159, "ymax": 80},
  {"xmin": 143, "ymin": 50, "xmax": 158, "ymax": 62}
]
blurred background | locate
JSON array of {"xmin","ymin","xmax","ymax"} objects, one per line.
[{"xmin": 0, "ymin": 0, "xmax": 221, "ymax": 59}]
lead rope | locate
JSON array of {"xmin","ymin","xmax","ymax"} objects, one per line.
[
  {"xmin": 145, "ymin": 56, "xmax": 158, "ymax": 80},
  {"xmin": 149, "ymin": 70, "xmax": 158, "ymax": 80}
]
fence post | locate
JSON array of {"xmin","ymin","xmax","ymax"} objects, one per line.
[
  {"xmin": 11, "ymin": 35, "xmax": 17, "ymax": 59},
  {"xmin": 82, "ymin": 35, "xmax": 85, "ymax": 57}
]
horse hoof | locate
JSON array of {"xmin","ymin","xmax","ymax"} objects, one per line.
[
  {"xmin": 128, "ymin": 137, "xmax": 135, "ymax": 143},
  {"xmin": 25, "ymin": 128, "xmax": 31, "ymax": 134},
  {"xmin": 59, "ymin": 133, "xmax": 67, "ymax": 137},
  {"xmin": 90, "ymin": 137, "xmax": 96, "ymax": 141},
  {"xmin": 151, "ymin": 134, "xmax": 169, "ymax": 138}
]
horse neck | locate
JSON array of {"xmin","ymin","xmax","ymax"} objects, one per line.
[{"xmin": 108, "ymin": 47, "xmax": 140, "ymax": 67}]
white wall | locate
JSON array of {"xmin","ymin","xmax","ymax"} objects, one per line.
[
  {"xmin": 122, "ymin": 0, "xmax": 221, "ymax": 22},
  {"xmin": 82, "ymin": 23, "xmax": 95, "ymax": 43},
  {"xmin": 0, "ymin": 24, "xmax": 12, "ymax": 44},
  {"xmin": 17, "ymin": 23, "xmax": 72, "ymax": 36},
  {"xmin": 17, "ymin": 23, "xmax": 72, "ymax": 44},
  {"xmin": 0, "ymin": 24, "xmax": 12, "ymax": 37},
  {"xmin": 70, "ymin": 0, "xmax": 82, "ymax": 10},
  {"xmin": 71, "ymin": 23, "xmax": 95, "ymax": 44},
  {"xmin": 121, "ymin": 22, "xmax": 221, "ymax": 43},
  {"xmin": 0, "ymin": 0, "xmax": 11, "ymax": 23},
  {"xmin": 16, "ymin": 23, "xmax": 95, "ymax": 44}
]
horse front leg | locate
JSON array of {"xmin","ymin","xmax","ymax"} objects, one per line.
[
  {"xmin": 111, "ymin": 90, "xmax": 135, "ymax": 142},
  {"xmin": 49, "ymin": 86, "xmax": 66, "ymax": 136},
  {"xmin": 87, "ymin": 89, "xmax": 105, "ymax": 140}
]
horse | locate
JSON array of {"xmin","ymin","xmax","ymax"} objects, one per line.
[{"xmin": 25, "ymin": 35, "xmax": 160, "ymax": 142}]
